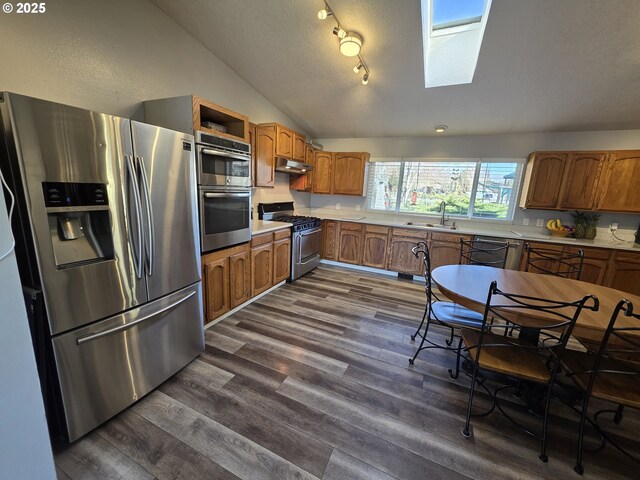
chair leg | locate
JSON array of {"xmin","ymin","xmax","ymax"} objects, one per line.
[
  {"xmin": 574, "ymin": 391, "xmax": 593, "ymax": 475},
  {"xmin": 463, "ymin": 359, "xmax": 479, "ymax": 438},
  {"xmin": 409, "ymin": 315, "xmax": 431, "ymax": 365},
  {"xmin": 448, "ymin": 336, "xmax": 463, "ymax": 379},
  {"xmin": 445, "ymin": 327, "xmax": 455, "ymax": 346},
  {"xmin": 539, "ymin": 381, "xmax": 556, "ymax": 464},
  {"xmin": 411, "ymin": 302, "xmax": 429, "ymax": 341},
  {"xmin": 613, "ymin": 404, "xmax": 624, "ymax": 425}
]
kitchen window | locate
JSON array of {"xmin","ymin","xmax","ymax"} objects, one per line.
[{"xmin": 366, "ymin": 158, "xmax": 525, "ymax": 221}]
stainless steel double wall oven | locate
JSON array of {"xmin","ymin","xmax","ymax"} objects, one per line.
[{"xmin": 196, "ymin": 131, "xmax": 251, "ymax": 252}]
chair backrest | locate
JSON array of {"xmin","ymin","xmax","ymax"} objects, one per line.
[
  {"xmin": 412, "ymin": 241, "xmax": 435, "ymax": 303},
  {"xmin": 524, "ymin": 242, "xmax": 585, "ymax": 280},
  {"xmin": 459, "ymin": 237, "xmax": 510, "ymax": 268},
  {"xmin": 474, "ymin": 281, "xmax": 599, "ymax": 380},
  {"xmin": 584, "ymin": 300, "xmax": 640, "ymax": 398}
]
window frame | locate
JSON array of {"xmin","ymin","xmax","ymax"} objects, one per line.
[{"xmin": 366, "ymin": 158, "xmax": 525, "ymax": 222}]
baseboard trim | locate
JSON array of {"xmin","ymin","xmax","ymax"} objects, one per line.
[
  {"xmin": 203, "ymin": 280, "xmax": 286, "ymax": 330},
  {"xmin": 319, "ymin": 259, "xmax": 404, "ymax": 278}
]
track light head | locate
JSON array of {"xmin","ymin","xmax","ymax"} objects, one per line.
[
  {"xmin": 362, "ymin": 72, "xmax": 369, "ymax": 85},
  {"xmin": 353, "ymin": 63, "xmax": 363, "ymax": 74},
  {"xmin": 318, "ymin": 8, "xmax": 332, "ymax": 20},
  {"xmin": 339, "ymin": 32, "xmax": 362, "ymax": 57},
  {"xmin": 434, "ymin": 125, "xmax": 448, "ymax": 133},
  {"xmin": 333, "ymin": 27, "xmax": 346, "ymax": 39}
]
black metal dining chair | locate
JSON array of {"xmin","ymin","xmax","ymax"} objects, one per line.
[
  {"xmin": 523, "ymin": 242, "xmax": 584, "ymax": 279},
  {"xmin": 561, "ymin": 299, "xmax": 640, "ymax": 475},
  {"xmin": 408, "ymin": 242, "xmax": 484, "ymax": 378},
  {"xmin": 459, "ymin": 238, "xmax": 510, "ymax": 268},
  {"xmin": 459, "ymin": 281, "xmax": 598, "ymax": 463}
]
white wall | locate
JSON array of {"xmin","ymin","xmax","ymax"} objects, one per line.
[
  {"xmin": 0, "ymin": 189, "xmax": 56, "ymax": 479},
  {"xmin": 313, "ymin": 131, "xmax": 640, "ymax": 232},
  {"xmin": 0, "ymin": 0, "xmax": 303, "ymax": 130},
  {"xmin": 252, "ymin": 173, "xmax": 310, "ymax": 211}
]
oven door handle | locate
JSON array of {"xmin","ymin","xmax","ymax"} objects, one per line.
[
  {"xmin": 204, "ymin": 192, "xmax": 251, "ymax": 198},
  {"xmin": 200, "ymin": 148, "xmax": 250, "ymax": 161},
  {"xmin": 299, "ymin": 227, "xmax": 322, "ymax": 237},
  {"xmin": 297, "ymin": 227, "xmax": 322, "ymax": 261}
]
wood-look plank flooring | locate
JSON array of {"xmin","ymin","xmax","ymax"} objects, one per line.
[{"xmin": 54, "ymin": 264, "xmax": 639, "ymax": 479}]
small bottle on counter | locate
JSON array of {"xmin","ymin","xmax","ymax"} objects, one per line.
[{"xmin": 635, "ymin": 224, "xmax": 640, "ymax": 245}]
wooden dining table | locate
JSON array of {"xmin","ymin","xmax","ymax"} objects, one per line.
[{"xmin": 431, "ymin": 265, "xmax": 640, "ymax": 343}]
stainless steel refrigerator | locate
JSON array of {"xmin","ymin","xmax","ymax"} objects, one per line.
[{"xmin": 0, "ymin": 92, "xmax": 204, "ymax": 442}]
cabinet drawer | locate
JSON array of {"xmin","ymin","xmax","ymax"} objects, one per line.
[
  {"xmin": 365, "ymin": 224, "xmax": 389, "ymax": 235},
  {"xmin": 251, "ymin": 232, "xmax": 273, "ymax": 247},
  {"xmin": 340, "ymin": 222, "xmax": 364, "ymax": 231},
  {"xmin": 273, "ymin": 228, "xmax": 291, "ymax": 240},
  {"xmin": 431, "ymin": 232, "xmax": 471, "ymax": 243},
  {"xmin": 391, "ymin": 228, "xmax": 427, "ymax": 239}
]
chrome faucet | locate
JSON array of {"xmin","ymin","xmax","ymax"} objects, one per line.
[{"xmin": 439, "ymin": 201, "xmax": 449, "ymax": 226}]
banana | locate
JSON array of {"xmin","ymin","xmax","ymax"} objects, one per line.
[
  {"xmin": 556, "ymin": 219, "xmax": 563, "ymax": 230},
  {"xmin": 546, "ymin": 219, "xmax": 556, "ymax": 230}
]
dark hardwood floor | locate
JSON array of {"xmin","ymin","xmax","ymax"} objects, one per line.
[{"xmin": 54, "ymin": 264, "xmax": 639, "ymax": 479}]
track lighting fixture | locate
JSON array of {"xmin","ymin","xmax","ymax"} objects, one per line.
[
  {"xmin": 317, "ymin": 1, "xmax": 371, "ymax": 85},
  {"xmin": 332, "ymin": 26, "xmax": 346, "ymax": 39},
  {"xmin": 434, "ymin": 125, "xmax": 448, "ymax": 133},
  {"xmin": 318, "ymin": 8, "xmax": 332, "ymax": 20}
]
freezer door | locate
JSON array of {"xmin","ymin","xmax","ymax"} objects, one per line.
[
  {"xmin": 2, "ymin": 94, "xmax": 147, "ymax": 334},
  {"xmin": 51, "ymin": 282, "xmax": 204, "ymax": 442},
  {"xmin": 130, "ymin": 121, "xmax": 200, "ymax": 300}
]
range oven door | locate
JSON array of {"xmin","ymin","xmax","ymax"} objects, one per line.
[
  {"xmin": 199, "ymin": 187, "xmax": 251, "ymax": 252},
  {"xmin": 197, "ymin": 145, "xmax": 251, "ymax": 188},
  {"xmin": 293, "ymin": 227, "xmax": 322, "ymax": 280}
]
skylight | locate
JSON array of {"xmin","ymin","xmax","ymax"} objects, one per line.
[{"xmin": 421, "ymin": 0, "xmax": 492, "ymax": 88}]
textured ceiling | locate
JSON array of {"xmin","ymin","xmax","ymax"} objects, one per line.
[{"xmin": 150, "ymin": 0, "xmax": 640, "ymax": 138}]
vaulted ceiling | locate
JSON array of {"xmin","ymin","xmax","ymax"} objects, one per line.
[{"xmin": 151, "ymin": 0, "xmax": 640, "ymax": 139}]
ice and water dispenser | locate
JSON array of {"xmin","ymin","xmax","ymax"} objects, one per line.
[{"xmin": 43, "ymin": 182, "xmax": 114, "ymax": 267}]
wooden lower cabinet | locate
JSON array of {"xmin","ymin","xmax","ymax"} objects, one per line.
[
  {"xmin": 429, "ymin": 233, "xmax": 471, "ymax": 270},
  {"xmin": 321, "ymin": 220, "xmax": 340, "ymax": 260},
  {"xmin": 229, "ymin": 250, "xmax": 250, "ymax": 308},
  {"xmin": 202, "ymin": 243, "xmax": 249, "ymax": 323},
  {"xmin": 362, "ymin": 225, "xmax": 389, "ymax": 269},
  {"xmin": 203, "ymin": 257, "xmax": 229, "ymax": 321},
  {"xmin": 273, "ymin": 237, "xmax": 291, "ymax": 284},
  {"xmin": 565, "ymin": 246, "xmax": 610, "ymax": 284},
  {"xmin": 338, "ymin": 223, "xmax": 364, "ymax": 264},
  {"xmin": 251, "ymin": 242, "xmax": 273, "ymax": 296},
  {"xmin": 605, "ymin": 251, "xmax": 640, "ymax": 296}
]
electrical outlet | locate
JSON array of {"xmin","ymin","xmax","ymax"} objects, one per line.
[
  {"xmin": 610, "ymin": 222, "xmax": 619, "ymax": 231},
  {"xmin": 336, "ymin": 203, "xmax": 341, "ymax": 210},
  {"xmin": 355, "ymin": 204, "xmax": 361, "ymax": 212},
  {"xmin": 536, "ymin": 219, "xmax": 544, "ymax": 227},
  {"xmin": 522, "ymin": 218, "xmax": 530, "ymax": 226}
]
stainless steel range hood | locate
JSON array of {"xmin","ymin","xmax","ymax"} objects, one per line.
[{"xmin": 275, "ymin": 157, "xmax": 313, "ymax": 174}]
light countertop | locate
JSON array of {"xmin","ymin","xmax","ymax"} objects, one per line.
[
  {"xmin": 308, "ymin": 212, "xmax": 640, "ymax": 252},
  {"xmin": 252, "ymin": 220, "xmax": 292, "ymax": 236}
]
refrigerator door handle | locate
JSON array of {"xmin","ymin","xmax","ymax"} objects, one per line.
[
  {"xmin": 75, "ymin": 289, "xmax": 196, "ymax": 345},
  {"xmin": 137, "ymin": 156, "xmax": 155, "ymax": 276},
  {"xmin": 125, "ymin": 154, "xmax": 144, "ymax": 279}
]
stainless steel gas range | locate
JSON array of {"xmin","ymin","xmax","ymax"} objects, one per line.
[{"xmin": 258, "ymin": 202, "xmax": 322, "ymax": 281}]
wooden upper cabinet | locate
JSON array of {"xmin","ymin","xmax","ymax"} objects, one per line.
[
  {"xmin": 293, "ymin": 133, "xmax": 306, "ymax": 161},
  {"xmin": 333, "ymin": 153, "xmax": 369, "ymax": 196},
  {"xmin": 255, "ymin": 125, "xmax": 276, "ymax": 188},
  {"xmin": 290, "ymin": 144, "xmax": 314, "ymax": 192},
  {"xmin": 597, "ymin": 151, "xmax": 640, "ymax": 213},
  {"xmin": 313, "ymin": 151, "xmax": 334, "ymax": 194},
  {"xmin": 559, "ymin": 152, "xmax": 606, "ymax": 210},
  {"xmin": 520, "ymin": 152, "xmax": 568, "ymax": 209},
  {"xmin": 275, "ymin": 125, "xmax": 293, "ymax": 158}
]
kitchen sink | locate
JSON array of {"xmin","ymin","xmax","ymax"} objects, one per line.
[{"xmin": 405, "ymin": 222, "xmax": 457, "ymax": 230}]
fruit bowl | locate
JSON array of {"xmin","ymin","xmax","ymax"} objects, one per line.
[{"xmin": 548, "ymin": 229, "xmax": 572, "ymax": 237}]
